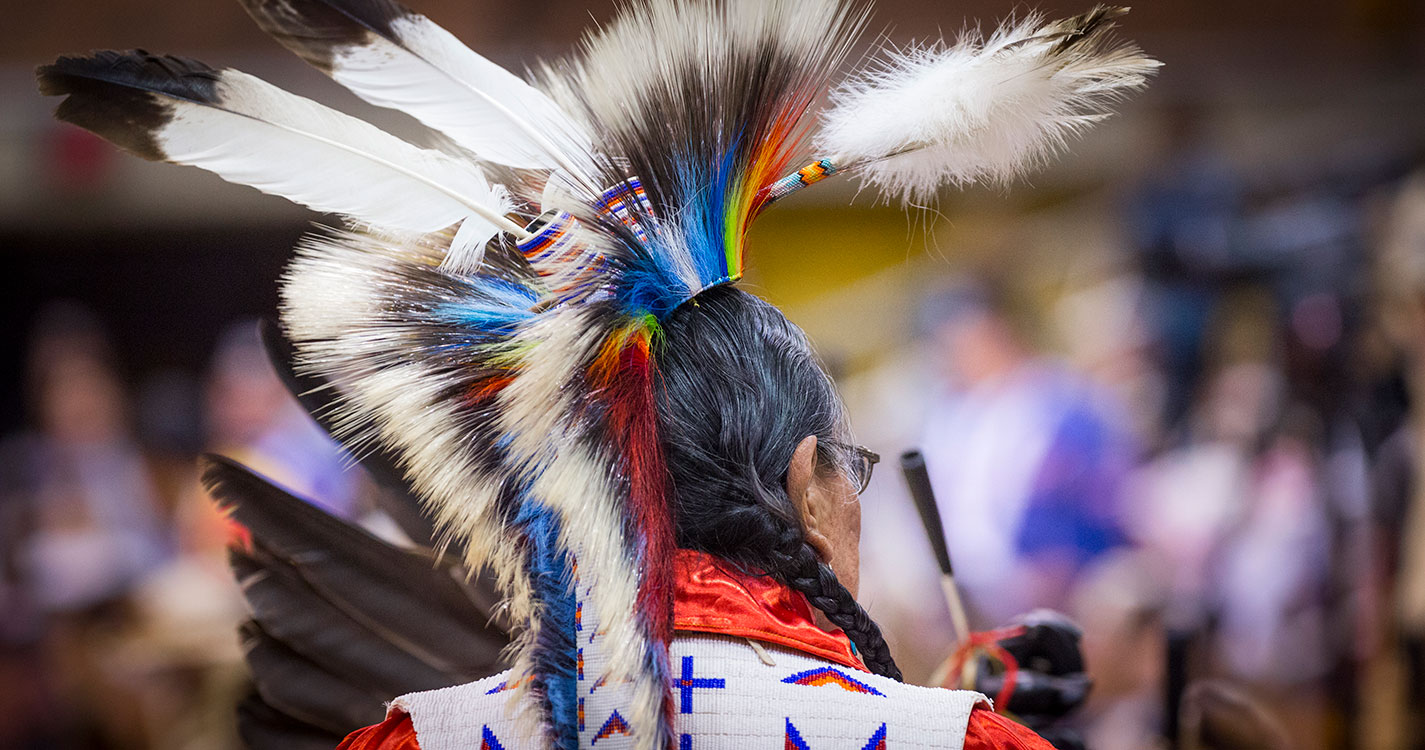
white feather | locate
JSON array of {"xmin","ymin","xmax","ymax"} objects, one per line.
[
  {"xmin": 814, "ymin": 8, "xmax": 1160, "ymax": 202},
  {"xmin": 320, "ymin": 12, "xmax": 595, "ymax": 178},
  {"xmin": 154, "ymin": 69, "xmax": 520, "ymax": 241},
  {"xmin": 444, "ymin": 216, "xmax": 493, "ymax": 273},
  {"xmin": 281, "ymin": 231, "xmax": 537, "ymax": 622}
]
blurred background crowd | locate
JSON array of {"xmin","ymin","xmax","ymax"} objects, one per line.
[{"xmin": 3, "ymin": 0, "xmax": 1425, "ymax": 748}]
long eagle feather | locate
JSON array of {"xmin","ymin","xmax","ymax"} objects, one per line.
[
  {"xmin": 37, "ymin": 50, "xmax": 521, "ymax": 247},
  {"xmin": 239, "ymin": 0, "xmax": 595, "ymax": 180}
]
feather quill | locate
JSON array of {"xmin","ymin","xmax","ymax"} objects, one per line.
[
  {"xmin": 240, "ymin": 0, "xmax": 594, "ymax": 180},
  {"xmin": 37, "ymin": 50, "xmax": 522, "ymax": 243},
  {"xmin": 814, "ymin": 6, "xmax": 1160, "ymax": 202}
]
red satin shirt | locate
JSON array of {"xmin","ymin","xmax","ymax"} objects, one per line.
[{"xmin": 338, "ymin": 550, "xmax": 1054, "ymax": 750}]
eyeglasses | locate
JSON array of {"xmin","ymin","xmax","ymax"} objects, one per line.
[{"xmin": 825, "ymin": 440, "xmax": 880, "ymax": 494}]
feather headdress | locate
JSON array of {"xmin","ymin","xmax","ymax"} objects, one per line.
[{"xmin": 38, "ymin": 1, "xmax": 1154, "ymax": 748}]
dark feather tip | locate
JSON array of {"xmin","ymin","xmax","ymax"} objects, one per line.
[
  {"xmin": 240, "ymin": 620, "xmax": 389, "ymax": 733},
  {"xmin": 1050, "ymin": 6, "xmax": 1130, "ymax": 55},
  {"xmin": 36, "ymin": 50, "xmax": 222, "ymax": 161},
  {"xmin": 240, "ymin": 0, "xmax": 413, "ymax": 74},
  {"xmin": 37, "ymin": 50, "xmax": 220, "ymax": 102}
]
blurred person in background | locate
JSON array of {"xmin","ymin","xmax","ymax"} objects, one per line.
[
  {"xmin": 1065, "ymin": 550, "xmax": 1168, "ymax": 750},
  {"xmin": 1369, "ymin": 171, "xmax": 1425, "ymax": 750},
  {"xmin": 1051, "ymin": 273, "xmax": 1167, "ymax": 452},
  {"xmin": 0, "ymin": 302, "xmax": 170, "ymax": 748},
  {"xmin": 203, "ymin": 320, "xmax": 358, "ymax": 518},
  {"xmin": 0, "ymin": 312, "xmax": 363, "ymax": 749},
  {"xmin": 918, "ymin": 280, "xmax": 1137, "ymax": 628},
  {"xmin": 1125, "ymin": 103, "xmax": 1248, "ymax": 433},
  {"xmin": 1030, "ymin": 273, "xmax": 1173, "ymax": 750},
  {"xmin": 1126, "ymin": 299, "xmax": 1333, "ymax": 749},
  {"xmin": 77, "ymin": 319, "xmax": 376, "ymax": 750},
  {"xmin": 107, "ymin": 478, "xmax": 247, "ymax": 750},
  {"xmin": 99, "ymin": 319, "xmax": 378, "ymax": 749}
]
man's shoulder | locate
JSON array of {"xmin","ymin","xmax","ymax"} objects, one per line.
[
  {"xmin": 387, "ymin": 636, "xmax": 999, "ymax": 750},
  {"xmin": 669, "ymin": 633, "xmax": 991, "ymax": 749}
]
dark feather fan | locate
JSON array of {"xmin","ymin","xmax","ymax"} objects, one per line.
[{"xmin": 203, "ymin": 455, "xmax": 509, "ymax": 745}]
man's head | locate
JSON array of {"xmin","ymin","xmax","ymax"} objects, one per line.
[{"xmin": 655, "ymin": 285, "xmax": 898, "ymax": 679}]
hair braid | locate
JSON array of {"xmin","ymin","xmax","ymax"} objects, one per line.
[{"xmin": 772, "ymin": 525, "xmax": 902, "ymax": 680}]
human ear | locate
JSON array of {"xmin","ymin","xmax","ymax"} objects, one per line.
[{"xmin": 785, "ymin": 434, "xmax": 834, "ymax": 563}]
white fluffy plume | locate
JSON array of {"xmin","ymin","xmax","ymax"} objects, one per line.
[{"xmin": 814, "ymin": 6, "xmax": 1160, "ymax": 202}]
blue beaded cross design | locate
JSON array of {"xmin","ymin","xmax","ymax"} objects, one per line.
[{"xmin": 674, "ymin": 655, "xmax": 726, "ymax": 749}]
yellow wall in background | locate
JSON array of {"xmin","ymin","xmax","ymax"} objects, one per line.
[
  {"xmin": 741, "ymin": 205, "xmax": 934, "ymax": 311},
  {"xmin": 735, "ymin": 195, "xmax": 1130, "ymax": 376}
]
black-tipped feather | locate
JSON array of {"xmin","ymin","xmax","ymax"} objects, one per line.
[
  {"xmin": 37, "ymin": 51, "xmax": 219, "ymax": 160},
  {"xmin": 205, "ymin": 455, "xmax": 507, "ymax": 676},
  {"xmin": 38, "ymin": 50, "xmax": 515, "ymax": 243},
  {"xmin": 240, "ymin": 0, "xmax": 410, "ymax": 74},
  {"xmin": 239, "ymin": 0, "xmax": 593, "ymax": 174}
]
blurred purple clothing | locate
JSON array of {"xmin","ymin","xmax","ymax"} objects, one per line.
[
  {"xmin": 921, "ymin": 363, "xmax": 1132, "ymax": 621},
  {"xmin": 1, "ymin": 435, "xmax": 169, "ymax": 620},
  {"xmin": 249, "ymin": 406, "xmax": 360, "ymax": 518}
]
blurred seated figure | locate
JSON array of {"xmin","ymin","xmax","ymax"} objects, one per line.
[
  {"xmin": 109, "ymin": 475, "xmax": 248, "ymax": 750},
  {"xmin": 1127, "ymin": 353, "xmax": 1332, "ymax": 748},
  {"xmin": 919, "ymin": 281, "xmax": 1135, "ymax": 626}
]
